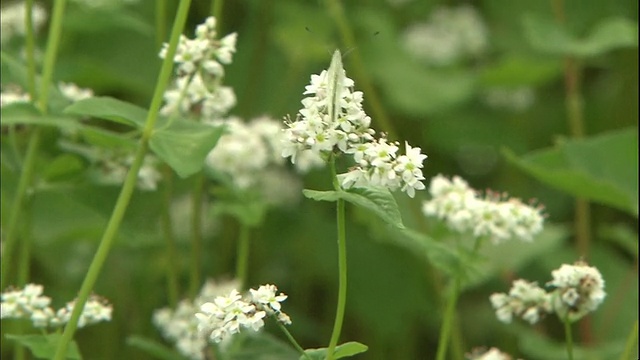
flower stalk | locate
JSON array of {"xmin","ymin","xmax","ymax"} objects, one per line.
[{"xmin": 52, "ymin": 0, "xmax": 193, "ymax": 358}]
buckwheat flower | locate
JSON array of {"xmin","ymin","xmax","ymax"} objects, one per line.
[
  {"xmin": 547, "ymin": 261, "xmax": 606, "ymax": 322},
  {"xmin": 423, "ymin": 175, "xmax": 544, "ymax": 243},
  {"xmin": 1, "ymin": 85, "xmax": 31, "ymax": 107},
  {"xmin": 89, "ymin": 150, "xmax": 161, "ymax": 191},
  {"xmin": 159, "ymin": 16, "xmax": 238, "ymax": 120},
  {"xmin": 1, "ymin": 284, "xmax": 54, "ymax": 327},
  {"xmin": 54, "ymin": 295, "xmax": 112, "ymax": 328},
  {"xmin": 490, "ymin": 279, "xmax": 552, "ymax": 325},
  {"xmin": 402, "ymin": 5, "xmax": 487, "ymax": 66},
  {"xmin": 154, "ymin": 279, "xmax": 240, "ymax": 360},
  {"xmin": 250, "ymin": 284, "xmax": 288, "ymax": 312},
  {"xmin": 284, "ymin": 50, "xmax": 427, "ymax": 197},
  {"xmin": 466, "ymin": 347, "xmax": 519, "ymax": 360},
  {"xmin": 1, "ymin": 2, "xmax": 47, "ymax": 44},
  {"xmin": 58, "ymin": 82, "xmax": 94, "ymax": 102}
]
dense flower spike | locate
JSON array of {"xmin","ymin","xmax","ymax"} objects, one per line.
[
  {"xmin": 195, "ymin": 284, "xmax": 292, "ymax": 344},
  {"xmin": 490, "ymin": 280, "xmax": 552, "ymax": 325},
  {"xmin": 548, "ymin": 260, "xmax": 606, "ymax": 322},
  {"xmin": 159, "ymin": 16, "xmax": 237, "ymax": 119},
  {"xmin": 282, "ymin": 50, "xmax": 427, "ymax": 197},
  {"xmin": 1, "ymin": 284, "xmax": 112, "ymax": 329},
  {"xmin": 423, "ymin": 174, "xmax": 544, "ymax": 243}
]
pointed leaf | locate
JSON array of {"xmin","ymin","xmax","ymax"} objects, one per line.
[
  {"xmin": 63, "ymin": 96, "xmax": 148, "ymax": 128},
  {"xmin": 303, "ymin": 188, "xmax": 405, "ymax": 229},
  {"xmin": 339, "ymin": 187, "xmax": 405, "ymax": 229},
  {"xmin": 503, "ymin": 127, "xmax": 638, "ymax": 216},
  {"xmin": 524, "ymin": 15, "xmax": 638, "ymax": 58},
  {"xmin": 5, "ymin": 333, "xmax": 81, "ymax": 359},
  {"xmin": 149, "ymin": 120, "xmax": 224, "ymax": 178},
  {"xmin": 301, "ymin": 342, "xmax": 368, "ymax": 360}
]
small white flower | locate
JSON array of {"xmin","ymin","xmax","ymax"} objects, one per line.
[
  {"xmin": 58, "ymin": 82, "xmax": 94, "ymax": 102},
  {"xmin": 548, "ymin": 261, "xmax": 606, "ymax": 322},
  {"xmin": 1, "ymin": 2, "xmax": 47, "ymax": 44},
  {"xmin": 466, "ymin": 347, "xmax": 517, "ymax": 360},
  {"xmin": 490, "ymin": 279, "xmax": 552, "ymax": 325}
]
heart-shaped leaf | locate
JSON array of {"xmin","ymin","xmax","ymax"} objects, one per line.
[{"xmin": 301, "ymin": 342, "xmax": 368, "ymax": 360}]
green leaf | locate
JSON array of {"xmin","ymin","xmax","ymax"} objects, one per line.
[
  {"xmin": 63, "ymin": 96, "xmax": 148, "ymax": 128},
  {"xmin": 1, "ymin": 103, "xmax": 81, "ymax": 130},
  {"xmin": 397, "ymin": 228, "xmax": 465, "ymax": 277},
  {"xmin": 503, "ymin": 127, "xmax": 638, "ymax": 217},
  {"xmin": 212, "ymin": 201, "xmax": 267, "ymax": 227},
  {"xmin": 5, "ymin": 333, "xmax": 82, "ymax": 359},
  {"xmin": 480, "ymin": 55, "xmax": 562, "ymax": 87},
  {"xmin": 42, "ymin": 154, "xmax": 86, "ymax": 182},
  {"xmin": 301, "ymin": 342, "xmax": 368, "ymax": 360},
  {"xmin": 149, "ymin": 120, "xmax": 224, "ymax": 178},
  {"xmin": 126, "ymin": 335, "xmax": 186, "ymax": 360},
  {"xmin": 523, "ymin": 15, "xmax": 638, "ymax": 58},
  {"xmin": 224, "ymin": 332, "xmax": 299, "ymax": 360},
  {"xmin": 302, "ymin": 187, "xmax": 405, "ymax": 229}
]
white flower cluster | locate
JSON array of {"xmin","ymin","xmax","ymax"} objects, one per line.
[
  {"xmin": 195, "ymin": 284, "xmax": 291, "ymax": 344},
  {"xmin": 1, "ymin": 85, "xmax": 31, "ymax": 107},
  {"xmin": 91, "ymin": 151, "xmax": 161, "ymax": 191},
  {"xmin": 402, "ymin": 5, "xmax": 488, "ymax": 66},
  {"xmin": 489, "ymin": 280, "xmax": 551, "ymax": 325},
  {"xmin": 483, "ymin": 87, "xmax": 535, "ymax": 112},
  {"xmin": 1, "ymin": 2, "xmax": 47, "ymax": 44},
  {"xmin": 466, "ymin": 347, "xmax": 520, "ymax": 360},
  {"xmin": 282, "ymin": 50, "xmax": 428, "ymax": 197},
  {"xmin": 422, "ymin": 175, "xmax": 544, "ymax": 243},
  {"xmin": 548, "ymin": 261, "xmax": 606, "ymax": 322},
  {"xmin": 205, "ymin": 116, "xmax": 285, "ymax": 189},
  {"xmin": 153, "ymin": 279, "xmax": 239, "ymax": 360},
  {"xmin": 159, "ymin": 16, "xmax": 237, "ymax": 119},
  {"xmin": 490, "ymin": 261, "xmax": 606, "ymax": 325},
  {"xmin": 1, "ymin": 284, "xmax": 112, "ymax": 329},
  {"xmin": 58, "ymin": 82, "xmax": 94, "ymax": 102}
]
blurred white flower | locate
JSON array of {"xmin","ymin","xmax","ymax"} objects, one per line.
[
  {"xmin": 483, "ymin": 87, "xmax": 535, "ymax": 112},
  {"xmin": 548, "ymin": 260, "xmax": 606, "ymax": 322},
  {"xmin": 1, "ymin": 2, "xmax": 47, "ymax": 44},
  {"xmin": 466, "ymin": 347, "xmax": 519, "ymax": 360},
  {"xmin": 92, "ymin": 151, "xmax": 161, "ymax": 191},
  {"xmin": 1, "ymin": 284, "xmax": 112, "ymax": 329},
  {"xmin": 402, "ymin": 5, "xmax": 488, "ymax": 66},
  {"xmin": 490, "ymin": 279, "xmax": 552, "ymax": 325},
  {"xmin": 160, "ymin": 16, "xmax": 238, "ymax": 120},
  {"xmin": 59, "ymin": 82, "xmax": 94, "ymax": 102},
  {"xmin": 423, "ymin": 175, "xmax": 544, "ymax": 243},
  {"xmin": 1, "ymin": 85, "xmax": 31, "ymax": 107}
]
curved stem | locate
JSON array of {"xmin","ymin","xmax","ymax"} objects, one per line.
[
  {"xmin": 211, "ymin": 0, "xmax": 224, "ymax": 31},
  {"xmin": 435, "ymin": 277, "xmax": 461, "ymax": 360},
  {"xmin": 235, "ymin": 224, "xmax": 251, "ymax": 289},
  {"xmin": 564, "ymin": 318, "xmax": 574, "ymax": 360},
  {"xmin": 52, "ymin": 1, "xmax": 193, "ymax": 358},
  {"xmin": 276, "ymin": 320, "xmax": 312, "ymax": 360},
  {"xmin": 189, "ymin": 173, "xmax": 204, "ymax": 299},
  {"xmin": 326, "ymin": 196, "xmax": 347, "ymax": 360}
]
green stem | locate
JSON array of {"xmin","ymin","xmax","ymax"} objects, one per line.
[
  {"xmin": 189, "ymin": 173, "xmax": 204, "ymax": 299},
  {"xmin": 325, "ymin": 0, "xmax": 396, "ymax": 139},
  {"xmin": 275, "ymin": 320, "xmax": 312, "ymax": 360},
  {"xmin": 235, "ymin": 224, "xmax": 251, "ymax": 289},
  {"xmin": 326, "ymin": 192, "xmax": 347, "ymax": 360},
  {"xmin": 1, "ymin": 0, "xmax": 68, "ymax": 291},
  {"xmin": 212, "ymin": 0, "xmax": 224, "ymax": 31},
  {"xmin": 619, "ymin": 319, "xmax": 638, "ymax": 360},
  {"xmin": 155, "ymin": 0, "xmax": 168, "ymax": 49},
  {"xmin": 435, "ymin": 277, "xmax": 461, "ymax": 360},
  {"xmin": 160, "ymin": 165, "xmax": 179, "ymax": 307},
  {"xmin": 564, "ymin": 318, "xmax": 574, "ymax": 360},
  {"xmin": 52, "ymin": 1, "xmax": 193, "ymax": 358},
  {"xmin": 25, "ymin": 0, "xmax": 37, "ymax": 99}
]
